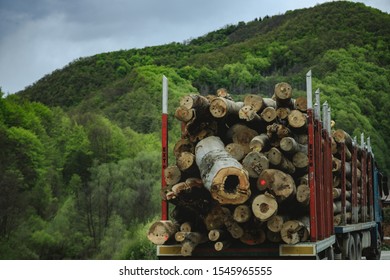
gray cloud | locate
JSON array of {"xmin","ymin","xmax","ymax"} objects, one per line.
[{"xmin": 0, "ymin": 0, "xmax": 388, "ymax": 94}]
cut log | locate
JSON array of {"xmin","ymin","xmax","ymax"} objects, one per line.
[
  {"xmin": 334, "ymin": 200, "xmax": 352, "ymax": 214},
  {"xmin": 296, "ymin": 134, "xmax": 308, "ymax": 145},
  {"xmin": 261, "ymin": 107, "xmax": 277, "ymax": 123},
  {"xmin": 295, "ymin": 96, "xmax": 307, "ymax": 112},
  {"xmin": 180, "ymin": 222, "xmax": 192, "ymax": 233},
  {"xmin": 175, "ymin": 106, "xmax": 195, "ymax": 122},
  {"xmin": 333, "ymin": 188, "xmax": 351, "ymax": 200},
  {"xmin": 280, "ymin": 220, "xmax": 307, "ymax": 244},
  {"xmin": 274, "ymin": 82, "xmax": 294, "ymax": 108},
  {"xmin": 226, "ymin": 124, "xmax": 258, "ymax": 154},
  {"xmin": 164, "ymin": 165, "xmax": 182, "ymax": 186},
  {"xmin": 239, "ymin": 105, "xmax": 262, "ymax": 122},
  {"xmin": 240, "ymin": 228, "xmax": 266, "ymax": 245},
  {"xmin": 267, "ymin": 123, "xmax": 292, "ymax": 141},
  {"xmin": 147, "ymin": 220, "xmax": 178, "ymax": 245},
  {"xmin": 258, "ymin": 169, "xmax": 296, "ymax": 200},
  {"xmin": 334, "ymin": 212, "xmax": 352, "ymax": 226},
  {"xmin": 332, "ymin": 157, "xmax": 342, "ymax": 173},
  {"xmin": 267, "ymin": 215, "xmax": 285, "ymax": 233},
  {"xmin": 208, "ymin": 229, "xmax": 227, "ymax": 241},
  {"xmin": 225, "ymin": 143, "xmax": 246, "ymax": 161},
  {"xmin": 299, "ymin": 174, "xmax": 308, "ymax": 186},
  {"xmin": 288, "ymin": 110, "xmax": 307, "ymax": 129},
  {"xmin": 233, "ymin": 204, "xmax": 252, "ymax": 223},
  {"xmin": 242, "ymin": 151, "xmax": 269, "ymax": 178},
  {"xmin": 204, "ymin": 206, "xmax": 226, "ymax": 230},
  {"xmin": 249, "ymin": 133, "xmax": 270, "ymax": 153},
  {"xmin": 280, "ymin": 137, "xmax": 307, "ymax": 154},
  {"xmin": 195, "ymin": 136, "xmax": 251, "ymax": 205},
  {"xmin": 180, "ymin": 94, "xmax": 209, "ymax": 110},
  {"xmin": 267, "ymin": 148, "xmax": 296, "ymax": 174},
  {"xmin": 175, "ymin": 231, "xmax": 191, "ymax": 242},
  {"xmin": 292, "ymin": 151, "xmax": 309, "ymax": 169},
  {"xmin": 296, "ymin": 184, "xmax": 310, "ymax": 205},
  {"xmin": 276, "ymin": 107, "xmax": 291, "ymax": 120},
  {"xmin": 173, "ymin": 138, "xmax": 195, "ymax": 158},
  {"xmin": 209, "ymin": 97, "xmax": 244, "ymax": 118},
  {"xmin": 180, "ymin": 232, "xmax": 208, "ymax": 256},
  {"xmin": 176, "ymin": 152, "xmax": 197, "ymax": 173},
  {"xmin": 333, "ymin": 129, "xmax": 353, "ymax": 149},
  {"xmin": 252, "ymin": 193, "xmax": 278, "ymax": 221},
  {"xmin": 243, "ymin": 94, "xmax": 264, "ymax": 112},
  {"xmin": 214, "ymin": 240, "xmax": 231, "ymax": 251},
  {"xmin": 217, "ymin": 88, "xmax": 232, "ymax": 100}
]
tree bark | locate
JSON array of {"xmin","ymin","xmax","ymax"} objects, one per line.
[
  {"xmin": 147, "ymin": 220, "xmax": 178, "ymax": 245},
  {"xmin": 242, "ymin": 151, "xmax": 269, "ymax": 178},
  {"xmin": 251, "ymin": 193, "xmax": 278, "ymax": 221},
  {"xmin": 195, "ymin": 136, "xmax": 251, "ymax": 205}
]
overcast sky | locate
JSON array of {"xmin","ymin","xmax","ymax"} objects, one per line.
[{"xmin": 0, "ymin": 0, "xmax": 389, "ymax": 94}]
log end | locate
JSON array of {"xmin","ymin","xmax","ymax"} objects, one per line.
[{"xmin": 210, "ymin": 98, "xmax": 227, "ymax": 118}]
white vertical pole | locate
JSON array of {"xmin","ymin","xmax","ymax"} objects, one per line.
[
  {"xmin": 162, "ymin": 75, "xmax": 168, "ymax": 114},
  {"xmin": 306, "ymin": 70, "xmax": 313, "ymax": 109}
]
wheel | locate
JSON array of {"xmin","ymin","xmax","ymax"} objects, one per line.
[
  {"xmin": 365, "ymin": 233, "xmax": 382, "ymax": 260},
  {"xmin": 343, "ymin": 234, "xmax": 356, "ymax": 260},
  {"xmin": 326, "ymin": 246, "xmax": 335, "ymax": 260},
  {"xmin": 353, "ymin": 233, "xmax": 362, "ymax": 260}
]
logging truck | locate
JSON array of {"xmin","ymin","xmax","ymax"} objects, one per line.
[{"xmin": 148, "ymin": 72, "xmax": 389, "ymax": 259}]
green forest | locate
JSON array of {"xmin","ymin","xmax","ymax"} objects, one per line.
[{"xmin": 1, "ymin": 1, "xmax": 389, "ymax": 259}]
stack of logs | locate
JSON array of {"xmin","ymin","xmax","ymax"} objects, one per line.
[{"xmin": 147, "ymin": 83, "xmax": 353, "ymax": 256}]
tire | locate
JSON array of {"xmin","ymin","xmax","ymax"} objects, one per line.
[
  {"xmin": 365, "ymin": 234, "xmax": 381, "ymax": 260},
  {"xmin": 326, "ymin": 246, "xmax": 335, "ymax": 260},
  {"xmin": 344, "ymin": 235, "xmax": 356, "ymax": 260},
  {"xmin": 353, "ymin": 233, "xmax": 362, "ymax": 260}
]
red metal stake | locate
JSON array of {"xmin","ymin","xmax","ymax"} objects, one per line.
[{"xmin": 161, "ymin": 76, "xmax": 169, "ymax": 220}]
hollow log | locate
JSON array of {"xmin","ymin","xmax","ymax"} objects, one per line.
[
  {"xmin": 295, "ymin": 96, "xmax": 307, "ymax": 112},
  {"xmin": 296, "ymin": 184, "xmax": 310, "ymax": 205},
  {"xmin": 209, "ymin": 97, "xmax": 244, "ymax": 118},
  {"xmin": 147, "ymin": 220, "xmax": 178, "ymax": 245},
  {"xmin": 242, "ymin": 151, "xmax": 269, "ymax": 178},
  {"xmin": 280, "ymin": 137, "xmax": 307, "ymax": 154},
  {"xmin": 288, "ymin": 110, "xmax": 307, "ymax": 129},
  {"xmin": 261, "ymin": 107, "xmax": 277, "ymax": 123},
  {"xmin": 249, "ymin": 133, "xmax": 270, "ymax": 153},
  {"xmin": 175, "ymin": 106, "xmax": 195, "ymax": 122},
  {"xmin": 164, "ymin": 165, "xmax": 182, "ymax": 186},
  {"xmin": 267, "ymin": 148, "xmax": 296, "ymax": 174},
  {"xmin": 225, "ymin": 143, "xmax": 246, "ymax": 161},
  {"xmin": 258, "ymin": 169, "xmax": 296, "ymax": 200},
  {"xmin": 267, "ymin": 215, "xmax": 285, "ymax": 233},
  {"xmin": 233, "ymin": 204, "xmax": 252, "ymax": 223},
  {"xmin": 195, "ymin": 136, "xmax": 251, "ymax": 205},
  {"xmin": 180, "ymin": 94, "xmax": 210, "ymax": 110},
  {"xmin": 274, "ymin": 82, "xmax": 294, "ymax": 108},
  {"xmin": 280, "ymin": 220, "xmax": 307, "ymax": 244},
  {"xmin": 252, "ymin": 193, "xmax": 278, "ymax": 221}
]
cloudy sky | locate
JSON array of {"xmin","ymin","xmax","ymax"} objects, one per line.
[{"xmin": 0, "ymin": 0, "xmax": 389, "ymax": 94}]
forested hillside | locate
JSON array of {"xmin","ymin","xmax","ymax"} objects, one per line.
[{"xmin": 1, "ymin": 1, "xmax": 390, "ymax": 259}]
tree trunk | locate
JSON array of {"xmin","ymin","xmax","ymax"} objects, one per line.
[
  {"xmin": 243, "ymin": 94, "xmax": 264, "ymax": 112},
  {"xmin": 209, "ymin": 97, "xmax": 244, "ymax": 118},
  {"xmin": 295, "ymin": 96, "xmax": 307, "ymax": 112},
  {"xmin": 280, "ymin": 220, "xmax": 307, "ymax": 244},
  {"xmin": 226, "ymin": 124, "xmax": 258, "ymax": 154},
  {"xmin": 280, "ymin": 137, "xmax": 307, "ymax": 154},
  {"xmin": 176, "ymin": 152, "xmax": 197, "ymax": 173},
  {"xmin": 233, "ymin": 204, "xmax": 252, "ymax": 223},
  {"xmin": 296, "ymin": 184, "xmax": 310, "ymax": 205},
  {"xmin": 147, "ymin": 220, "xmax": 178, "ymax": 245},
  {"xmin": 242, "ymin": 151, "xmax": 269, "ymax": 178},
  {"xmin": 251, "ymin": 193, "xmax": 278, "ymax": 221},
  {"xmin": 333, "ymin": 129, "xmax": 353, "ymax": 149},
  {"xmin": 174, "ymin": 138, "xmax": 195, "ymax": 158},
  {"xmin": 195, "ymin": 136, "xmax": 251, "ymax": 205},
  {"xmin": 225, "ymin": 143, "xmax": 246, "ymax": 161},
  {"xmin": 258, "ymin": 169, "xmax": 296, "ymax": 200},
  {"xmin": 276, "ymin": 107, "xmax": 291, "ymax": 120},
  {"xmin": 249, "ymin": 133, "xmax": 270, "ymax": 153},
  {"xmin": 292, "ymin": 151, "xmax": 308, "ymax": 169},
  {"xmin": 180, "ymin": 94, "xmax": 210, "ymax": 110},
  {"xmin": 239, "ymin": 105, "xmax": 262, "ymax": 122},
  {"xmin": 274, "ymin": 82, "xmax": 294, "ymax": 108}
]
